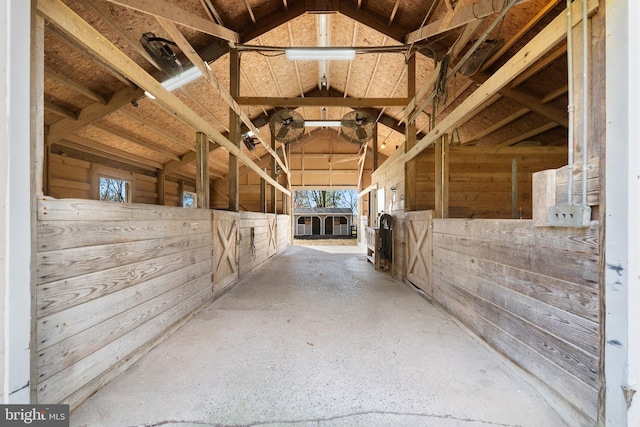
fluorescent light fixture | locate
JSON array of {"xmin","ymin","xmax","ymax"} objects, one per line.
[
  {"xmin": 145, "ymin": 66, "xmax": 203, "ymax": 99},
  {"xmin": 304, "ymin": 120, "xmax": 342, "ymax": 127},
  {"xmin": 286, "ymin": 48, "xmax": 355, "ymax": 61}
]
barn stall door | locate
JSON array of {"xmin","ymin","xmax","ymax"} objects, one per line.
[
  {"xmin": 213, "ymin": 210, "xmax": 240, "ymax": 293},
  {"xmin": 267, "ymin": 214, "xmax": 277, "ymax": 258},
  {"xmin": 405, "ymin": 211, "xmax": 433, "ymax": 295}
]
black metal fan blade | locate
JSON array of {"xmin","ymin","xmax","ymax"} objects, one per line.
[
  {"xmin": 356, "ymin": 126, "xmax": 368, "ymax": 141},
  {"xmin": 277, "ymin": 125, "xmax": 290, "ymax": 140}
]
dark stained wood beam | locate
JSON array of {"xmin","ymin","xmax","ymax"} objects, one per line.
[
  {"xmin": 240, "ymin": 0, "xmax": 306, "ymax": 42},
  {"xmin": 236, "ymin": 96, "xmax": 409, "ymax": 107},
  {"xmin": 337, "ymin": 1, "xmax": 406, "ymax": 42}
]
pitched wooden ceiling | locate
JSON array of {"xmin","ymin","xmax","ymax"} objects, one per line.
[{"xmin": 41, "ymin": 0, "xmax": 569, "ymax": 183}]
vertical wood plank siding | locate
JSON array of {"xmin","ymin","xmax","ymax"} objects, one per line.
[{"xmin": 36, "ymin": 197, "xmax": 290, "ymax": 409}]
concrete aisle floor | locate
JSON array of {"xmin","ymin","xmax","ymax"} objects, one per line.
[{"xmin": 71, "ymin": 245, "xmax": 568, "ymax": 427}]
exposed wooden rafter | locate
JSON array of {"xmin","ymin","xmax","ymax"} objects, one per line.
[
  {"xmin": 236, "ymin": 96, "xmax": 410, "ymax": 107},
  {"xmin": 44, "ymin": 101, "xmax": 78, "ymax": 120},
  {"xmin": 38, "ymin": 0, "xmax": 289, "ymax": 195},
  {"xmin": 90, "ymin": 122, "xmax": 181, "ymax": 161},
  {"xmin": 155, "ymin": 18, "xmax": 289, "ymax": 179},
  {"xmin": 405, "ymin": 0, "xmax": 598, "ymax": 163},
  {"xmin": 405, "ymin": 0, "xmax": 524, "ymax": 44},
  {"xmin": 103, "ymin": 0, "xmax": 239, "ymax": 42},
  {"xmin": 47, "ymin": 86, "xmax": 143, "ymax": 142},
  {"xmin": 45, "ymin": 68, "xmax": 107, "ymax": 104}
]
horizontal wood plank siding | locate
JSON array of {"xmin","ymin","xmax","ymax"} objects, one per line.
[
  {"xmin": 277, "ymin": 215, "xmax": 291, "ymax": 252},
  {"xmin": 415, "ymin": 146, "xmax": 567, "ymax": 218},
  {"xmin": 36, "ymin": 197, "xmax": 215, "ymax": 409},
  {"xmin": 430, "ymin": 218, "xmax": 600, "ymax": 423}
]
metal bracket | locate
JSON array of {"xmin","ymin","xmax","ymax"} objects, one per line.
[{"xmin": 548, "ymin": 205, "xmax": 591, "ymax": 228}]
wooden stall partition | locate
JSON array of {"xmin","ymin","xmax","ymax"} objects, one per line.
[
  {"xmin": 36, "ymin": 197, "xmax": 215, "ymax": 409},
  {"xmin": 431, "ymin": 218, "xmax": 600, "ymax": 425},
  {"xmin": 277, "ymin": 214, "xmax": 291, "ymax": 253},
  {"xmin": 212, "ymin": 210, "xmax": 239, "ymax": 294},
  {"xmin": 404, "ymin": 210, "xmax": 433, "ymax": 296},
  {"xmin": 267, "ymin": 213, "xmax": 277, "ymax": 258},
  {"xmin": 237, "ymin": 211, "xmax": 271, "ymax": 276}
]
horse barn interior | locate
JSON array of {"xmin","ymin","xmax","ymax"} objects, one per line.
[{"xmin": 1, "ymin": 0, "xmax": 639, "ymax": 425}]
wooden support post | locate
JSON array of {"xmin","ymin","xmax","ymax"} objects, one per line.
[
  {"xmin": 177, "ymin": 180, "xmax": 184, "ymax": 207},
  {"xmin": 260, "ymin": 175, "xmax": 266, "ymax": 213},
  {"xmin": 196, "ymin": 131, "xmax": 209, "ymax": 208},
  {"xmin": 404, "ymin": 53, "xmax": 417, "ymax": 212},
  {"xmin": 511, "ymin": 158, "xmax": 518, "ymax": 218},
  {"xmin": 434, "ymin": 134, "xmax": 449, "ymax": 218},
  {"xmin": 372, "ymin": 124, "xmax": 378, "ymax": 172},
  {"xmin": 228, "ymin": 48, "xmax": 240, "ymax": 211},
  {"xmin": 269, "ymin": 137, "xmax": 276, "ymax": 213},
  {"xmin": 157, "ymin": 169, "xmax": 165, "ymax": 205}
]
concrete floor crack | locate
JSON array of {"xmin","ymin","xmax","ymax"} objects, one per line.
[{"xmin": 134, "ymin": 411, "xmax": 524, "ymax": 427}]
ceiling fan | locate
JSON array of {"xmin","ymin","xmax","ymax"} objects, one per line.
[
  {"xmin": 269, "ymin": 109, "xmax": 305, "ymax": 143},
  {"xmin": 340, "ymin": 110, "xmax": 375, "ymax": 144},
  {"xmin": 140, "ymin": 32, "xmax": 183, "ymax": 76}
]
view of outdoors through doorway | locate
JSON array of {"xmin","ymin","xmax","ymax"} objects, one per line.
[{"xmin": 293, "ymin": 190, "xmax": 360, "ymax": 249}]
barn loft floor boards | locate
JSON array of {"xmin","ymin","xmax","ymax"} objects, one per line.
[{"xmin": 71, "ymin": 246, "xmax": 568, "ymax": 427}]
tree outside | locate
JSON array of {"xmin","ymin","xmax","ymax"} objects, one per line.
[
  {"xmin": 293, "ymin": 190, "xmax": 358, "ymax": 215},
  {"xmin": 99, "ymin": 177, "xmax": 129, "ymax": 203}
]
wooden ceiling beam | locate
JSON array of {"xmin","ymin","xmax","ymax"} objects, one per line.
[
  {"xmin": 467, "ymin": 108, "xmax": 530, "ymax": 143},
  {"xmin": 337, "ymin": 1, "xmax": 405, "ymax": 42},
  {"xmin": 48, "ymin": 27, "xmax": 135, "ymax": 88},
  {"xmin": 498, "ymin": 122, "xmax": 560, "ymax": 146},
  {"xmin": 510, "ymin": 44, "xmax": 567, "ymax": 88},
  {"xmin": 241, "ymin": 1, "xmax": 306, "ymax": 43},
  {"xmin": 405, "ymin": 0, "xmax": 525, "ymax": 44},
  {"xmin": 48, "ymin": 85, "xmax": 142, "ymax": 142},
  {"xmin": 119, "ymin": 109, "xmax": 195, "ymax": 151},
  {"xmin": 44, "ymin": 101, "xmax": 78, "ymax": 120},
  {"xmin": 84, "ymin": 0, "xmax": 162, "ymax": 71},
  {"xmin": 405, "ymin": 0, "xmax": 598, "ymax": 163},
  {"xmin": 200, "ymin": 0, "xmax": 225, "ymax": 25},
  {"xmin": 45, "ymin": 68, "xmax": 107, "ymax": 104},
  {"xmin": 406, "ymin": 20, "xmax": 483, "ymax": 121},
  {"xmin": 156, "ymin": 18, "xmax": 289, "ymax": 179},
  {"xmin": 61, "ymin": 134, "xmax": 163, "ymax": 169},
  {"xmin": 90, "ymin": 122, "xmax": 181, "ymax": 161},
  {"xmin": 542, "ymin": 84, "xmax": 568, "ymax": 104},
  {"xmin": 482, "ymin": 0, "xmax": 562, "ymax": 71},
  {"xmin": 242, "ymin": 0, "xmax": 257, "ymax": 23},
  {"xmin": 103, "ymin": 0, "xmax": 239, "ymax": 42},
  {"xmin": 236, "ymin": 96, "xmax": 410, "ymax": 107},
  {"xmin": 38, "ymin": 0, "xmax": 289, "ymax": 195}
]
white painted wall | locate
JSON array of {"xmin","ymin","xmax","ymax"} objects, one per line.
[
  {"xmin": 1, "ymin": 0, "xmax": 33, "ymax": 403},
  {"xmin": 605, "ymin": 0, "xmax": 640, "ymax": 425}
]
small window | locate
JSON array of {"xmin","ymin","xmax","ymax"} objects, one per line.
[
  {"xmin": 99, "ymin": 177, "xmax": 130, "ymax": 203},
  {"xmin": 183, "ymin": 191, "xmax": 197, "ymax": 208}
]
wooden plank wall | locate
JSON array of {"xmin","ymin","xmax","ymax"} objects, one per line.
[
  {"xmin": 277, "ymin": 214, "xmax": 291, "ymax": 253},
  {"xmin": 48, "ymin": 151, "xmax": 186, "ymax": 206},
  {"xmin": 36, "ymin": 197, "xmax": 291, "ymax": 409},
  {"xmin": 36, "ymin": 197, "xmax": 215, "ymax": 409},
  {"xmin": 371, "ymin": 153, "xmax": 407, "ymax": 279},
  {"xmin": 415, "ymin": 146, "xmax": 568, "ymax": 218},
  {"xmin": 430, "ymin": 218, "xmax": 600, "ymax": 425},
  {"xmin": 238, "ymin": 212, "xmax": 273, "ymax": 275}
]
